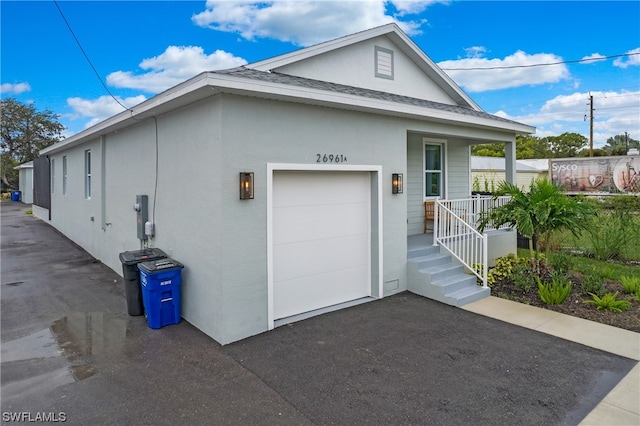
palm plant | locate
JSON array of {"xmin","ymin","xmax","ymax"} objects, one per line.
[{"xmin": 477, "ymin": 179, "xmax": 595, "ymax": 258}]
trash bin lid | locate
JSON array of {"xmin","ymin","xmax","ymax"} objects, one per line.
[
  {"xmin": 138, "ymin": 258, "xmax": 184, "ymax": 273},
  {"xmin": 119, "ymin": 248, "xmax": 167, "ymax": 265}
]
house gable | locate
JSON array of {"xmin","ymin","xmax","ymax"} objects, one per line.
[{"xmin": 248, "ymin": 24, "xmax": 479, "ymax": 110}]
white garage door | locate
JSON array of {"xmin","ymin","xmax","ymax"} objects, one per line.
[{"xmin": 273, "ymin": 171, "xmax": 371, "ymax": 320}]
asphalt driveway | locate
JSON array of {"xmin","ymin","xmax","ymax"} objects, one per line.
[{"xmin": 1, "ymin": 201, "xmax": 636, "ymax": 425}]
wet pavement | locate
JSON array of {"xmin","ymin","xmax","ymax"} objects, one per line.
[{"xmin": 1, "ymin": 201, "xmax": 637, "ymax": 425}]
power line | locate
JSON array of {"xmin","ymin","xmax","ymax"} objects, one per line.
[
  {"xmin": 53, "ymin": 0, "xmax": 130, "ymax": 112},
  {"xmin": 441, "ymin": 52, "xmax": 640, "ymax": 71}
]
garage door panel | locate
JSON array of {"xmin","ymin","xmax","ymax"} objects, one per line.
[
  {"xmin": 273, "ymin": 172, "xmax": 370, "ymax": 207},
  {"xmin": 273, "ymin": 234, "xmax": 369, "ymax": 282},
  {"xmin": 273, "ymin": 202, "xmax": 369, "ymax": 245},
  {"xmin": 274, "ymin": 266, "xmax": 370, "ymax": 319}
]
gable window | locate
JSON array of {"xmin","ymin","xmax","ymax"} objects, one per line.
[
  {"xmin": 375, "ymin": 46, "xmax": 394, "ymax": 80},
  {"xmin": 424, "ymin": 144, "xmax": 443, "ymax": 197},
  {"xmin": 62, "ymin": 156, "xmax": 68, "ymax": 195},
  {"xmin": 85, "ymin": 149, "xmax": 91, "ymax": 199},
  {"xmin": 51, "ymin": 158, "xmax": 55, "ymax": 194}
]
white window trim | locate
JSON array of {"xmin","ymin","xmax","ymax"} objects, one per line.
[
  {"xmin": 423, "ymin": 137, "xmax": 447, "ymax": 200},
  {"xmin": 85, "ymin": 149, "xmax": 92, "ymax": 199},
  {"xmin": 62, "ymin": 156, "xmax": 68, "ymax": 196}
]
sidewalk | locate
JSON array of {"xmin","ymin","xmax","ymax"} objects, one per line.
[{"xmin": 463, "ymin": 297, "xmax": 640, "ymax": 425}]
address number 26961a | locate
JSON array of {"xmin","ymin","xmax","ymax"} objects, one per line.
[{"xmin": 316, "ymin": 154, "xmax": 347, "ymax": 163}]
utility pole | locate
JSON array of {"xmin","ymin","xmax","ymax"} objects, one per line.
[
  {"xmin": 589, "ymin": 94, "xmax": 594, "ymax": 157},
  {"xmin": 625, "ymin": 131, "xmax": 629, "ymax": 152}
]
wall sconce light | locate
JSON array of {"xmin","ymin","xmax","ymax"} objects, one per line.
[
  {"xmin": 239, "ymin": 172, "xmax": 254, "ymax": 200},
  {"xmin": 392, "ymin": 173, "xmax": 403, "ymax": 194}
]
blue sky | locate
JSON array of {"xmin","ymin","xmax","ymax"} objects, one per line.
[{"xmin": 2, "ymin": 1, "xmax": 639, "ymax": 149}]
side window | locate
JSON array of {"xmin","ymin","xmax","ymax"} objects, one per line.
[
  {"xmin": 85, "ymin": 150, "xmax": 91, "ymax": 199},
  {"xmin": 51, "ymin": 159, "xmax": 55, "ymax": 194},
  {"xmin": 62, "ymin": 156, "xmax": 68, "ymax": 195}
]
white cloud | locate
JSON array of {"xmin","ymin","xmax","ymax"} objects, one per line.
[
  {"xmin": 1, "ymin": 82, "xmax": 31, "ymax": 95},
  {"xmin": 192, "ymin": 0, "xmax": 428, "ymax": 46},
  {"xmin": 106, "ymin": 46, "xmax": 248, "ymax": 93},
  {"xmin": 494, "ymin": 90, "xmax": 640, "ymax": 148},
  {"xmin": 66, "ymin": 95, "xmax": 147, "ymax": 129},
  {"xmin": 580, "ymin": 53, "xmax": 606, "ymax": 63},
  {"xmin": 613, "ymin": 47, "xmax": 640, "ymax": 68},
  {"xmin": 389, "ymin": 0, "xmax": 441, "ymax": 16},
  {"xmin": 438, "ymin": 51, "xmax": 570, "ymax": 92},
  {"xmin": 463, "ymin": 46, "xmax": 487, "ymax": 59}
]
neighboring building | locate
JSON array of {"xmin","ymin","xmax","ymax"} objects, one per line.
[
  {"xmin": 471, "ymin": 156, "xmax": 548, "ymax": 192},
  {"xmin": 36, "ymin": 24, "xmax": 534, "ymax": 344},
  {"xmin": 13, "ymin": 161, "xmax": 34, "ymax": 204}
]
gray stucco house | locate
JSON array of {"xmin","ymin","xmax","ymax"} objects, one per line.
[{"xmin": 38, "ymin": 24, "xmax": 534, "ymax": 344}]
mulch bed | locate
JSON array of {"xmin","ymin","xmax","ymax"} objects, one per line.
[{"xmin": 491, "ymin": 275, "xmax": 640, "ymax": 333}]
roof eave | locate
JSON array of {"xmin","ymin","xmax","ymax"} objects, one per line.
[
  {"xmin": 40, "ymin": 73, "xmax": 217, "ymax": 155},
  {"xmin": 41, "ymin": 72, "xmax": 534, "ymax": 156}
]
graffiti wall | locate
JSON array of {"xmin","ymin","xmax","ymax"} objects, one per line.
[{"xmin": 550, "ymin": 156, "xmax": 640, "ymax": 194}]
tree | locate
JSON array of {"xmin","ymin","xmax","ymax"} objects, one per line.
[
  {"xmin": 471, "ymin": 142, "xmax": 504, "ymax": 158},
  {"xmin": 471, "ymin": 136, "xmax": 551, "ymax": 160},
  {"xmin": 477, "ymin": 179, "xmax": 595, "ymax": 258},
  {"xmin": 602, "ymin": 134, "xmax": 640, "ymax": 156},
  {"xmin": 515, "ymin": 135, "xmax": 550, "ymax": 159},
  {"xmin": 1, "ymin": 98, "xmax": 64, "ymax": 188},
  {"xmin": 547, "ymin": 132, "xmax": 587, "ymax": 158}
]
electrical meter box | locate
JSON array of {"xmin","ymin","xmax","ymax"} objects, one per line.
[{"xmin": 134, "ymin": 195, "xmax": 148, "ymax": 240}]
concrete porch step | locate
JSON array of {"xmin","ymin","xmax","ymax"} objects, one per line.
[
  {"xmin": 408, "ymin": 246, "xmax": 490, "ymax": 308},
  {"xmin": 444, "ymin": 285, "xmax": 491, "ymax": 307},
  {"xmin": 407, "ymin": 245, "xmax": 440, "ymax": 259},
  {"xmin": 409, "ymin": 252, "xmax": 451, "ymax": 269}
]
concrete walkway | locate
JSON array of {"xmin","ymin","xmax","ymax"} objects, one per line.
[{"xmin": 463, "ymin": 297, "xmax": 640, "ymax": 425}]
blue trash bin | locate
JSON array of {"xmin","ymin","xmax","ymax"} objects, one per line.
[
  {"xmin": 138, "ymin": 258, "xmax": 184, "ymax": 329},
  {"xmin": 11, "ymin": 191, "xmax": 21, "ymax": 201}
]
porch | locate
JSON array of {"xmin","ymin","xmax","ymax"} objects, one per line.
[{"xmin": 407, "ymin": 196, "xmax": 516, "ymax": 307}]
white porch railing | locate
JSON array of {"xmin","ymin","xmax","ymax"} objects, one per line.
[
  {"xmin": 443, "ymin": 195, "xmax": 512, "ymax": 231},
  {"xmin": 431, "ymin": 195, "xmax": 510, "ymax": 288}
]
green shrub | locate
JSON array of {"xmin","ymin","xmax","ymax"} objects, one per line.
[
  {"xmin": 620, "ymin": 276, "xmax": 640, "ymax": 294},
  {"xmin": 548, "ymin": 252, "xmax": 572, "ymax": 274},
  {"xmin": 538, "ymin": 276, "xmax": 572, "ymax": 305},
  {"xmin": 487, "ymin": 254, "xmax": 521, "ymax": 285},
  {"xmin": 511, "ymin": 261, "xmax": 537, "ymax": 290},
  {"xmin": 584, "ymin": 205, "xmax": 639, "ymax": 261},
  {"xmin": 580, "ymin": 272, "xmax": 605, "ymax": 296},
  {"xmin": 599, "ymin": 195, "xmax": 640, "ymax": 212},
  {"xmin": 584, "ymin": 292, "xmax": 631, "ymax": 312}
]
